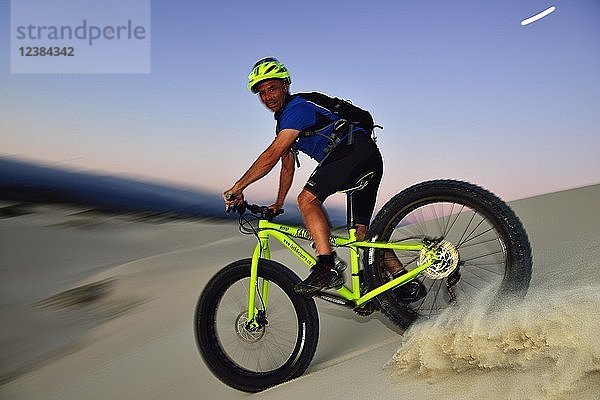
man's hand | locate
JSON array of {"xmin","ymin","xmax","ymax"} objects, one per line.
[
  {"xmin": 223, "ymin": 187, "xmax": 244, "ymax": 212},
  {"xmin": 268, "ymin": 202, "xmax": 283, "ymax": 214}
]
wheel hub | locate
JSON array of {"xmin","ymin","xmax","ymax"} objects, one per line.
[
  {"xmin": 420, "ymin": 239, "xmax": 460, "ymax": 279},
  {"xmin": 235, "ymin": 312, "xmax": 265, "ymax": 343}
]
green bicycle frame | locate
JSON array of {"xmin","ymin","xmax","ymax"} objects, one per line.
[{"xmin": 246, "ymin": 219, "xmax": 437, "ymax": 324}]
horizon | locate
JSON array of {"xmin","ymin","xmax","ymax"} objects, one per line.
[
  {"xmin": 0, "ymin": 155, "xmax": 348, "ymax": 223},
  {"xmin": 4, "ymin": 154, "xmax": 599, "ymax": 205}
]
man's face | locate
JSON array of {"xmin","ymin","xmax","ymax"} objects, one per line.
[{"xmin": 256, "ymin": 80, "xmax": 288, "ymax": 113}]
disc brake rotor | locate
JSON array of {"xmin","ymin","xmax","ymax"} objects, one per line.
[
  {"xmin": 235, "ymin": 312, "xmax": 265, "ymax": 343},
  {"xmin": 419, "ymin": 240, "xmax": 460, "ymax": 279}
]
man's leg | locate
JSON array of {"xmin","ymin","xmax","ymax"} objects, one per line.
[
  {"xmin": 294, "ymin": 189, "xmax": 345, "ymax": 295},
  {"xmin": 353, "ymin": 195, "xmax": 425, "ymax": 302},
  {"xmin": 297, "ymin": 189, "xmax": 331, "ymax": 255},
  {"xmin": 355, "ymin": 224, "xmax": 367, "ymax": 241},
  {"xmin": 354, "ymin": 223, "xmax": 403, "ymax": 275}
]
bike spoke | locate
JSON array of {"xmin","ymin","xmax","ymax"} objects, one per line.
[
  {"xmin": 431, "ymin": 202, "xmax": 444, "ymax": 236},
  {"xmin": 413, "ymin": 278, "xmax": 438, "ymax": 313},
  {"xmin": 457, "ymin": 276, "xmax": 486, "ymax": 291},
  {"xmin": 444, "ymin": 203, "xmax": 464, "ymax": 238},
  {"xmin": 222, "ymin": 280, "xmax": 246, "ymax": 315},
  {"xmin": 266, "ymin": 335, "xmax": 295, "ymax": 360},
  {"xmin": 462, "ymin": 262, "xmax": 503, "ymax": 276},
  {"xmin": 454, "ymin": 210, "xmax": 476, "ymax": 245},
  {"xmin": 459, "ymin": 228, "xmax": 496, "ymax": 249},
  {"xmin": 463, "ymin": 267, "xmax": 493, "ymax": 283},
  {"xmin": 414, "ymin": 206, "xmax": 430, "ymax": 238},
  {"xmin": 214, "ymin": 277, "xmax": 299, "ymax": 373},
  {"xmin": 459, "ymin": 218, "xmax": 486, "ymax": 248},
  {"xmin": 428, "ymin": 280, "xmax": 444, "ymax": 318},
  {"xmin": 455, "ymin": 281, "xmax": 476, "ymax": 301},
  {"xmin": 457, "ymin": 234, "xmax": 501, "ymax": 250},
  {"xmin": 461, "ymin": 249, "xmax": 504, "ymax": 263}
]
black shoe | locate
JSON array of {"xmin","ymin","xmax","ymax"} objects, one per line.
[
  {"xmin": 295, "ymin": 261, "xmax": 344, "ymax": 297},
  {"xmin": 393, "ymin": 279, "xmax": 427, "ymax": 303},
  {"xmin": 387, "ymin": 270, "xmax": 427, "ymax": 303}
]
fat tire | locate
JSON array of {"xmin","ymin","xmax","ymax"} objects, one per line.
[
  {"xmin": 194, "ymin": 258, "xmax": 319, "ymax": 393},
  {"xmin": 365, "ymin": 180, "xmax": 532, "ymax": 329}
]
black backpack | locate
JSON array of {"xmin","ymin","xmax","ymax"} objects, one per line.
[{"xmin": 294, "ymin": 92, "xmax": 382, "ymax": 135}]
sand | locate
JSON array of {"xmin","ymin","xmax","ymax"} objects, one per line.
[{"xmin": 1, "ymin": 184, "xmax": 599, "ymax": 400}]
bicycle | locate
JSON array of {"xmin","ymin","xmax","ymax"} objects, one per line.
[{"xmin": 194, "ymin": 179, "xmax": 532, "ymax": 392}]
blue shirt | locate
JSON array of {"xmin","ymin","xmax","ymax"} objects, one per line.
[{"xmin": 275, "ymin": 96, "xmax": 339, "ymax": 162}]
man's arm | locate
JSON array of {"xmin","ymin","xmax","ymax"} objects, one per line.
[
  {"xmin": 224, "ymin": 129, "xmax": 299, "ymax": 206},
  {"xmin": 271, "ymin": 149, "xmax": 296, "ymax": 211}
]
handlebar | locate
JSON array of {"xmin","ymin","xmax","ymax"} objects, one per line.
[{"xmin": 227, "ymin": 201, "xmax": 284, "ymax": 221}]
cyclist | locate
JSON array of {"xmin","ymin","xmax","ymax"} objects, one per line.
[{"xmin": 224, "ymin": 57, "xmax": 407, "ymax": 296}]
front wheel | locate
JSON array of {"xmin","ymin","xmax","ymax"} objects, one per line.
[
  {"xmin": 365, "ymin": 180, "xmax": 532, "ymax": 329},
  {"xmin": 194, "ymin": 258, "xmax": 319, "ymax": 393}
]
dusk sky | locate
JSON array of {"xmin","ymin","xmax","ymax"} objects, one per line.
[{"xmin": 1, "ymin": 0, "xmax": 599, "ymax": 210}]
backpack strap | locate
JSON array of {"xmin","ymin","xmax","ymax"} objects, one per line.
[
  {"xmin": 291, "ymin": 146, "xmax": 301, "ymax": 168},
  {"xmin": 291, "ymin": 93, "xmax": 378, "ymax": 166}
]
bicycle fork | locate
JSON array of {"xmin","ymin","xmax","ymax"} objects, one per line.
[{"xmin": 246, "ymin": 233, "xmax": 271, "ymax": 330}]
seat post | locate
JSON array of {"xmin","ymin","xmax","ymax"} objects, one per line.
[
  {"xmin": 338, "ymin": 170, "xmax": 375, "ymax": 232},
  {"xmin": 346, "ymin": 192, "xmax": 355, "ymax": 230}
]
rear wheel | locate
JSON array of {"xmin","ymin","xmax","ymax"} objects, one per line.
[
  {"xmin": 195, "ymin": 258, "xmax": 319, "ymax": 392},
  {"xmin": 365, "ymin": 180, "xmax": 532, "ymax": 329}
]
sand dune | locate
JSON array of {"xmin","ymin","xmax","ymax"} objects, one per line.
[{"xmin": 1, "ymin": 184, "xmax": 599, "ymax": 399}]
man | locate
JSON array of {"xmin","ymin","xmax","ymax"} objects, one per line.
[{"xmin": 224, "ymin": 57, "xmax": 390, "ymax": 296}]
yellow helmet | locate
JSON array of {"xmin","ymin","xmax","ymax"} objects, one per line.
[{"xmin": 248, "ymin": 57, "xmax": 291, "ymax": 93}]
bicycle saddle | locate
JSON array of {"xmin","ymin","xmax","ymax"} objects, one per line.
[{"xmin": 337, "ymin": 171, "xmax": 376, "ymax": 194}]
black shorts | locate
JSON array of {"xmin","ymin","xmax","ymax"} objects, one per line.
[{"xmin": 304, "ymin": 132, "xmax": 383, "ymax": 226}]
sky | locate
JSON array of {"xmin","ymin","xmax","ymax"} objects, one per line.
[{"xmin": 1, "ymin": 0, "xmax": 599, "ymax": 210}]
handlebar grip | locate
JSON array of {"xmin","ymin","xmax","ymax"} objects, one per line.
[
  {"xmin": 228, "ymin": 202, "xmax": 284, "ymax": 220},
  {"xmin": 264, "ymin": 207, "xmax": 284, "ymax": 220},
  {"xmin": 226, "ymin": 202, "xmax": 247, "ymax": 215}
]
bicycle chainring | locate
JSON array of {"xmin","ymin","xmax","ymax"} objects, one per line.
[{"xmin": 353, "ymin": 301, "xmax": 377, "ymax": 316}]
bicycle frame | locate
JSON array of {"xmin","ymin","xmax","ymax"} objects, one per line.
[{"xmin": 246, "ymin": 219, "xmax": 437, "ymax": 325}]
